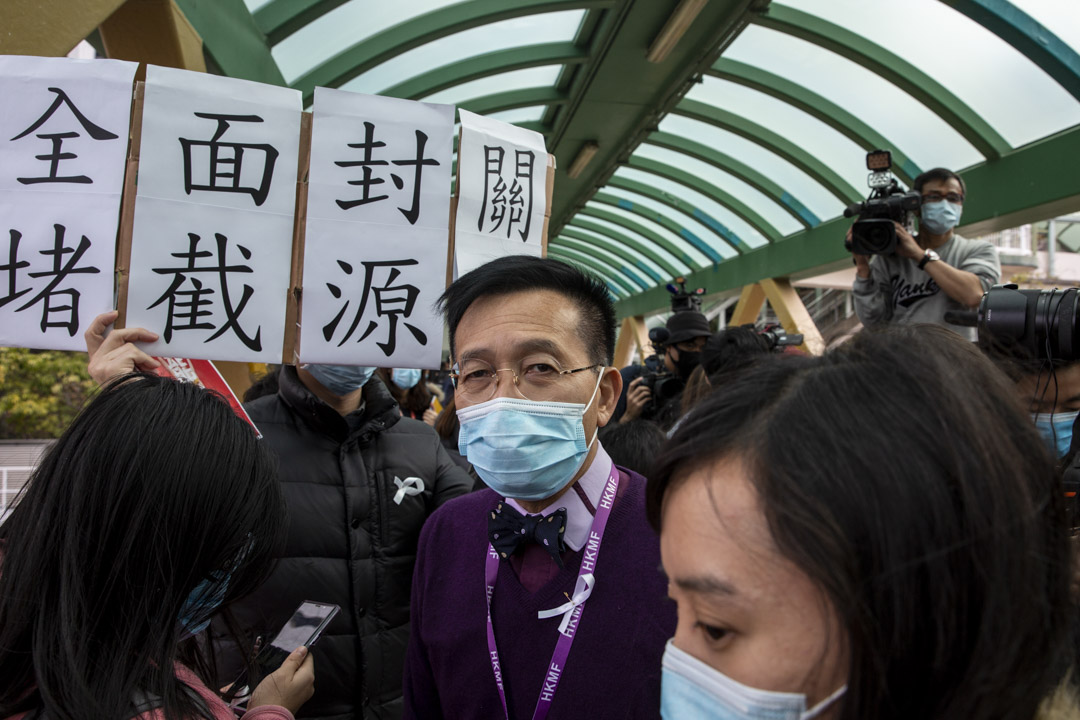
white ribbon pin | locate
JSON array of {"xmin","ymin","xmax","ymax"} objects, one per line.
[
  {"xmin": 537, "ymin": 572, "xmax": 595, "ymax": 634},
  {"xmin": 393, "ymin": 476, "xmax": 425, "ymax": 505}
]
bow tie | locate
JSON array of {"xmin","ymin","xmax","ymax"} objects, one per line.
[{"xmin": 488, "ymin": 502, "xmax": 568, "ymax": 568}]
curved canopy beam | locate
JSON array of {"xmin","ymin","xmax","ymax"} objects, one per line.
[
  {"xmin": 627, "ymin": 156, "xmax": 784, "ymax": 243},
  {"xmin": 605, "ymin": 176, "xmax": 747, "ymax": 254},
  {"xmin": 941, "ymin": 0, "xmax": 1080, "ymax": 103},
  {"xmin": 550, "ymin": 236, "xmax": 653, "ymax": 288},
  {"xmin": 556, "ymin": 230, "xmax": 664, "ymax": 283},
  {"xmin": 591, "ymin": 191, "xmax": 729, "ymax": 265},
  {"xmin": 752, "ymin": 4, "xmax": 1010, "ymax": 160},
  {"xmin": 381, "ymin": 42, "xmax": 589, "ymax": 100},
  {"xmin": 562, "ymin": 220, "xmax": 684, "ymax": 278},
  {"xmin": 290, "ymin": 0, "xmax": 613, "ymax": 103},
  {"xmin": 674, "ymin": 99, "xmax": 862, "ymax": 205},
  {"xmin": 645, "ymin": 132, "xmax": 818, "ymax": 229},
  {"xmin": 458, "ymin": 87, "xmax": 568, "ymax": 116},
  {"xmin": 254, "ymin": 0, "xmax": 349, "ymax": 46},
  {"xmin": 579, "ymin": 203, "xmax": 706, "ymax": 270},
  {"xmin": 706, "ymin": 58, "xmax": 922, "ymax": 185},
  {"xmin": 548, "ymin": 247, "xmax": 633, "ymax": 296},
  {"xmin": 571, "ymin": 210, "xmax": 696, "ymax": 272}
]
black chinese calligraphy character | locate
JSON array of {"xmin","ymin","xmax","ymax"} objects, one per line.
[
  {"xmin": 179, "ymin": 113, "xmax": 279, "ymax": 206},
  {"xmin": 478, "ymin": 146, "xmax": 535, "ymax": 241},
  {"xmin": 10, "ymin": 87, "xmax": 119, "ymax": 185},
  {"xmin": 149, "ymin": 232, "xmax": 262, "ymax": 351},
  {"xmin": 322, "ymin": 258, "xmax": 427, "ymax": 356},
  {"xmin": 1, "ymin": 230, "xmax": 32, "ymax": 308},
  {"xmin": 8, "ymin": 224, "xmax": 101, "ymax": 336},
  {"xmin": 336, "ymin": 125, "xmax": 440, "ymax": 224}
]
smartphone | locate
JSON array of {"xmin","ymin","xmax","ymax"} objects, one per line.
[{"xmin": 227, "ymin": 600, "xmax": 339, "ymax": 708}]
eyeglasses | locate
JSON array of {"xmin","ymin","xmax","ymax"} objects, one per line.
[
  {"xmin": 450, "ymin": 357, "xmax": 603, "ymax": 403},
  {"xmin": 922, "ymin": 192, "xmax": 964, "ymax": 204}
]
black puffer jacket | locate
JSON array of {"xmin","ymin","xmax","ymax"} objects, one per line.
[{"xmin": 216, "ymin": 367, "xmax": 474, "ymax": 720}]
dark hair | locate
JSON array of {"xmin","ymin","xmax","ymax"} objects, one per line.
[
  {"xmin": 913, "ymin": 167, "xmax": 966, "ymax": 198},
  {"xmin": 700, "ymin": 327, "xmax": 771, "ymax": 377},
  {"xmin": 243, "ymin": 365, "xmax": 281, "ymax": 403},
  {"xmin": 437, "ymin": 255, "xmax": 617, "ymax": 365},
  {"xmin": 0, "ymin": 374, "xmax": 285, "ymax": 720},
  {"xmin": 433, "ymin": 393, "xmax": 460, "ymax": 443},
  {"xmin": 598, "ymin": 420, "xmax": 667, "ymax": 477},
  {"xmin": 377, "ymin": 367, "xmax": 433, "ymax": 418},
  {"xmin": 647, "ymin": 325, "xmax": 1072, "ymax": 719}
]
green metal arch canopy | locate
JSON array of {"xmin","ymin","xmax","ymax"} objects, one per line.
[
  {"xmin": 555, "ymin": 230, "xmax": 665, "ymax": 284},
  {"xmin": 548, "ymin": 247, "xmax": 631, "ymax": 297},
  {"xmin": 458, "ymin": 87, "xmax": 568, "ymax": 116},
  {"xmin": 254, "ymin": 0, "xmax": 350, "ymax": 46},
  {"xmin": 550, "ymin": 236, "xmax": 654, "ymax": 289},
  {"xmin": 562, "ymin": 221, "xmax": 683, "ymax": 278},
  {"xmin": 706, "ymin": 58, "xmax": 923, "ymax": 186},
  {"xmin": 626, "ymin": 156, "xmax": 784, "ymax": 244},
  {"xmin": 751, "ymin": 4, "xmax": 1011, "ymax": 160},
  {"xmin": 941, "ymin": 0, "xmax": 1080, "ymax": 104},
  {"xmin": 571, "ymin": 208, "xmax": 698, "ymax": 272},
  {"xmin": 289, "ymin": 0, "xmax": 613, "ymax": 103},
  {"xmin": 645, "ymin": 132, "xmax": 820, "ymax": 230},
  {"xmin": 587, "ymin": 195, "xmax": 722, "ymax": 267},
  {"xmin": 674, "ymin": 99, "xmax": 862, "ymax": 205},
  {"xmin": 379, "ymin": 43, "xmax": 588, "ymax": 100}
]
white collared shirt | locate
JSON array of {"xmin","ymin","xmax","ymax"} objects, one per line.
[{"xmin": 505, "ymin": 443, "xmax": 614, "ymax": 551}]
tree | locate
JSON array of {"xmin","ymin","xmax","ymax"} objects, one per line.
[{"xmin": 0, "ymin": 347, "xmax": 95, "ymax": 439}]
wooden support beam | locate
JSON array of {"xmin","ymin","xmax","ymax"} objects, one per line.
[
  {"xmin": 1, "ymin": 0, "xmax": 127, "ymax": 56},
  {"xmin": 759, "ymin": 278, "xmax": 826, "ymax": 356},
  {"xmin": 730, "ymin": 284, "xmax": 766, "ymax": 326},
  {"xmin": 99, "ymin": 0, "xmax": 206, "ymax": 73},
  {"xmin": 613, "ymin": 315, "xmax": 650, "ymax": 368}
]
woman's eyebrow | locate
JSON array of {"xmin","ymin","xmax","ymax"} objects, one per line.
[{"xmin": 673, "ymin": 574, "xmax": 739, "ymax": 597}]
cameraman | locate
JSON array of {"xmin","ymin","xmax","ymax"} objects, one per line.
[
  {"xmin": 850, "ymin": 168, "xmax": 1000, "ymax": 341},
  {"xmin": 613, "ymin": 309, "xmax": 710, "ymax": 426}
]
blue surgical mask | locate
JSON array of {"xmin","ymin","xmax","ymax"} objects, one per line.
[
  {"xmin": 456, "ymin": 372, "xmax": 603, "ymax": 501},
  {"xmin": 1032, "ymin": 410, "xmax": 1079, "ymax": 458},
  {"xmin": 304, "ymin": 364, "xmax": 375, "ymax": 396},
  {"xmin": 393, "ymin": 368, "xmax": 422, "ymax": 389},
  {"xmin": 178, "ymin": 572, "xmax": 230, "ymax": 638},
  {"xmin": 661, "ymin": 641, "xmax": 846, "ymax": 720},
  {"xmin": 920, "ymin": 200, "xmax": 962, "ymax": 235}
]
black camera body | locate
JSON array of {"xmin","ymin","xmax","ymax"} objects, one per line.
[
  {"xmin": 638, "ymin": 327, "xmax": 682, "ymax": 417},
  {"xmin": 758, "ymin": 324, "xmax": 804, "ymax": 351},
  {"xmin": 843, "ymin": 150, "xmax": 921, "ymax": 256}
]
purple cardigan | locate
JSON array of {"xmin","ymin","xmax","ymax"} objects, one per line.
[{"xmin": 403, "ymin": 468, "xmax": 675, "ymax": 719}]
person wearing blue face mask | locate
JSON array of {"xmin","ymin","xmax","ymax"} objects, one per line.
[
  {"xmin": 849, "ymin": 167, "xmax": 1001, "ymax": 341},
  {"xmin": 1012, "ymin": 361, "xmax": 1080, "ymax": 460},
  {"xmin": 378, "ymin": 367, "xmax": 435, "ymax": 420},
  {"xmin": 403, "ymin": 256, "xmax": 675, "ymax": 720},
  {"xmin": 83, "ymin": 314, "xmax": 475, "ymax": 720}
]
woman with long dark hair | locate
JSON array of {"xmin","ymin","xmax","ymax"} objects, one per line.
[
  {"xmin": 648, "ymin": 326, "xmax": 1078, "ymax": 720},
  {"xmin": 377, "ymin": 367, "xmax": 432, "ymax": 420},
  {"xmin": 0, "ymin": 374, "xmax": 314, "ymax": 720}
]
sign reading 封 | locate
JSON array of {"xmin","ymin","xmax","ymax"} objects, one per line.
[
  {"xmin": 301, "ymin": 88, "xmax": 454, "ymax": 368},
  {"xmin": 0, "ymin": 55, "xmax": 136, "ymax": 351},
  {"xmin": 126, "ymin": 65, "xmax": 302, "ymax": 363}
]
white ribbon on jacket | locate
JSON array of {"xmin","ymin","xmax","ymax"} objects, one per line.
[
  {"xmin": 537, "ymin": 572, "xmax": 595, "ymax": 634},
  {"xmin": 393, "ymin": 476, "xmax": 425, "ymax": 505}
]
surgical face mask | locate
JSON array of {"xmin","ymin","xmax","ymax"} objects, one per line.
[
  {"xmin": 661, "ymin": 641, "xmax": 846, "ymax": 720},
  {"xmin": 178, "ymin": 572, "xmax": 230, "ymax": 638},
  {"xmin": 304, "ymin": 364, "xmax": 375, "ymax": 396},
  {"xmin": 1033, "ymin": 410, "xmax": 1079, "ymax": 458},
  {"xmin": 457, "ymin": 372, "xmax": 604, "ymax": 501},
  {"xmin": 920, "ymin": 200, "xmax": 962, "ymax": 235},
  {"xmin": 393, "ymin": 368, "xmax": 422, "ymax": 389}
]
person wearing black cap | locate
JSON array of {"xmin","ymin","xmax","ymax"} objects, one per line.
[{"xmin": 611, "ymin": 309, "xmax": 711, "ymax": 427}]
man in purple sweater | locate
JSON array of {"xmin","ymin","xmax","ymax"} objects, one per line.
[{"xmin": 403, "ymin": 256, "xmax": 675, "ymax": 719}]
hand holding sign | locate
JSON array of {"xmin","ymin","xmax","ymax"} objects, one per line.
[{"xmin": 85, "ymin": 310, "xmax": 160, "ymax": 384}]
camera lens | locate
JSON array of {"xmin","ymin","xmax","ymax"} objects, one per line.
[{"xmin": 978, "ymin": 287, "xmax": 1080, "ymax": 362}]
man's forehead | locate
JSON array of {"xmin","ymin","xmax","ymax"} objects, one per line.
[{"xmin": 453, "ymin": 289, "xmax": 587, "ymax": 357}]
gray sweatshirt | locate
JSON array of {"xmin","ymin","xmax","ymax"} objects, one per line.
[{"xmin": 852, "ymin": 234, "xmax": 1001, "ymax": 341}]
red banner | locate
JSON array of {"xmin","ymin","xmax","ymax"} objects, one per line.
[{"xmin": 154, "ymin": 357, "xmax": 261, "ymax": 438}]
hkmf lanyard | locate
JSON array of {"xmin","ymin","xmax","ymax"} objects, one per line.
[{"xmin": 484, "ymin": 464, "xmax": 620, "ymax": 720}]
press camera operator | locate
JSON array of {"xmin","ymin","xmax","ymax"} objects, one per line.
[
  {"xmin": 848, "ymin": 162, "xmax": 1000, "ymax": 341},
  {"xmin": 612, "ymin": 281, "xmax": 710, "ymax": 428}
]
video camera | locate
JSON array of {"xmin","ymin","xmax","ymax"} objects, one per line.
[
  {"xmin": 636, "ymin": 277, "xmax": 707, "ymax": 417},
  {"xmin": 758, "ymin": 324, "xmax": 804, "ymax": 351},
  {"xmin": 843, "ymin": 150, "xmax": 921, "ymax": 256}
]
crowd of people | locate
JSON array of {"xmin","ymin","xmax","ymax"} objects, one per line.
[{"xmin": 2, "ymin": 165, "xmax": 1079, "ymax": 720}]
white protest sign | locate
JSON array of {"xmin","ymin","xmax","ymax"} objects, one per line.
[
  {"xmin": 0, "ymin": 55, "xmax": 136, "ymax": 351},
  {"xmin": 301, "ymin": 88, "xmax": 454, "ymax": 368},
  {"xmin": 126, "ymin": 65, "xmax": 301, "ymax": 363},
  {"xmin": 454, "ymin": 109, "xmax": 548, "ymax": 277}
]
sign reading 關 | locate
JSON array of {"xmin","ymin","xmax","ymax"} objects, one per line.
[
  {"xmin": 126, "ymin": 65, "xmax": 301, "ymax": 363},
  {"xmin": 454, "ymin": 109, "xmax": 549, "ymax": 277},
  {"xmin": 301, "ymin": 88, "xmax": 454, "ymax": 367},
  {"xmin": 0, "ymin": 55, "xmax": 137, "ymax": 351}
]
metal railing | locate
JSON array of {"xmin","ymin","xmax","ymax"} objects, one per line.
[{"xmin": 1, "ymin": 466, "xmax": 35, "ymax": 522}]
